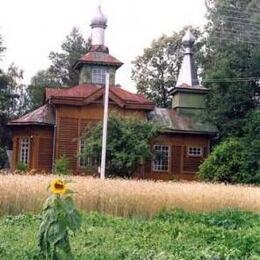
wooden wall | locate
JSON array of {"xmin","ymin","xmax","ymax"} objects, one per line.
[
  {"xmin": 11, "ymin": 126, "xmax": 53, "ymax": 172},
  {"xmin": 55, "ymin": 103, "xmax": 146, "ymax": 172},
  {"xmin": 134, "ymin": 133, "xmax": 210, "ymax": 181},
  {"xmin": 10, "ymin": 103, "xmax": 211, "ymax": 181}
]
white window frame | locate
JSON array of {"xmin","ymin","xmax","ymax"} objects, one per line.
[
  {"xmin": 19, "ymin": 137, "xmax": 30, "ymax": 165},
  {"xmin": 92, "ymin": 67, "xmax": 107, "ymax": 84},
  {"xmin": 79, "ymin": 139, "xmax": 87, "ymax": 168},
  {"xmin": 152, "ymin": 145, "xmax": 170, "ymax": 172},
  {"xmin": 78, "ymin": 139, "xmax": 101, "ymax": 169},
  {"xmin": 187, "ymin": 146, "xmax": 203, "ymax": 157}
]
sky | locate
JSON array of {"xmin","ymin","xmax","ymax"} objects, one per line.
[{"xmin": 0, "ymin": 0, "xmax": 207, "ymax": 92}]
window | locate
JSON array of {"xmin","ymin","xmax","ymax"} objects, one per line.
[
  {"xmin": 152, "ymin": 145, "xmax": 170, "ymax": 172},
  {"xmin": 19, "ymin": 137, "xmax": 30, "ymax": 165},
  {"xmin": 187, "ymin": 146, "xmax": 203, "ymax": 157},
  {"xmin": 92, "ymin": 67, "xmax": 107, "ymax": 84},
  {"xmin": 78, "ymin": 139, "xmax": 101, "ymax": 169},
  {"xmin": 79, "ymin": 139, "xmax": 87, "ymax": 168}
]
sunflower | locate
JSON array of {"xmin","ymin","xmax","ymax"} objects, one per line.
[{"xmin": 50, "ymin": 178, "xmax": 67, "ymax": 195}]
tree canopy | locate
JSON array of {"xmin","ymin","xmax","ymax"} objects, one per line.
[
  {"xmin": 201, "ymin": 0, "xmax": 260, "ymax": 138},
  {"xmin": 81, "ymin": 114, "xmax": 160, "ymax": 178},
  {"xmin": 27, "ymin": 27, "xmax": 90, "ymax": 110}
]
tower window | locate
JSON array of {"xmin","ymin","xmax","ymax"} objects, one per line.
[{"xmin": 92, "ymin": 67, "xmax": 107, "ymax": 84}]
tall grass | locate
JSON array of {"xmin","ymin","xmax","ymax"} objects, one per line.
[{"xmin": 0, "ymin": 174, "xmax": 259, "ymax": 217}]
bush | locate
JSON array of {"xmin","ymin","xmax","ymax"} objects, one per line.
[
  {"xmin": 199, "ymin": 110, "xmax": 260, "ymax": 185},
  {"xmin": 16, "ymin": 162, "xmax": 28, "ymax": 173},
  {"xmin": 0, "ymin": 146, "xmax": 7, "ymax": 169},
  {"xmin": 198, "ymin": 139, "xmax": 245, "ymax": 183},
  {"xmin": 54, "ymin": 155, "xmax": 70, "ymax": 175},
  {"xmin": 82, "ymin": 114, "xmax": 160, "ymax": 178}
]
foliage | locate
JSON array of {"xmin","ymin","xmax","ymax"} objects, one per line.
[
  {"xmin": 198, "ymin": 138, "xmax": 245, "ymax": 183},
  {"xmin": 16, "ymin": 162, "xmax": 28, "ymax": 173},
  {"xmin": 54, "ymin": 156, "xmax": 71, "ymax": 176},
  {"xmin": 27, "ymin": 70, "xmax": 61, "ymax": 111},
  {"xmin": 81, "ymin": 114, "xmax": 160, "ymax": 177},
  {"xmin": 0, "ymin": 41, "xmax": 27, "ymax": 168},
  {"xmin": 199, "ymin": 111, "xmax": 260, "ymax": 184},
  {"xmin": 0, "ymin": 146, "xmax": 7, "ymax": 169},
  {"xmin": 131, "ymin": 27, "xmax": 202, "ymax": 108},
  {"xmin": 0, "ymin": 209, "xmax": 259, "ymax": 259},
  {"xmin": 38, "ymin": 179, "xmax": 81, "ymax": 259},
  {"xmin": 202, "ymin": 0, "xmax": 260, "ymax": 139},
  {"xmin": 48, "ymin": 27, "xmax": 90, "ymax": 87},
  {"xmin": 27, "ymin": 27, "xmax": 90, "ymax": 110}
]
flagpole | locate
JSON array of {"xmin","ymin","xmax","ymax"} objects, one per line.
[{"xmin": 100, "ymin": 73, "xmax": 110, "ymax": 179}]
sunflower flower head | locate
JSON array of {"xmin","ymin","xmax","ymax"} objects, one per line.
[{"xmin": 49, "ymin": 178, "xmax": 67, "ymax": 195}]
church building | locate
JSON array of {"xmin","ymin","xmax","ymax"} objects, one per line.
[{"xmin": 9, "ymin": 6, "xmax": 217, "ymax": 180}]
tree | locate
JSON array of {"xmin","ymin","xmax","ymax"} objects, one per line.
[
  {"xmin": 131, "ymin": 27, "xmax": 202, "ymax": 108},
  {"xmin": 28, "ymin": 27, "xmax": 90, "ymax": 110},
  {"xmin": 0, "ymin": 37, "xmax": 26, "ymax": 168},
  {"xmin": 81, "ymin": 114, "xmax": 160, "ymax": 178},
  {"xmin": 27, "ymin": 70, "xmax": 61, "ymax": 111},
  {"xmin": 198, "ymin": 110, "xmax": 260, "ymax": 184},
  {"xmin": 49, "ymin": 27, "xmax": 90, "ymax": 87},
  {"xmin": 202, "ymin": 0, "xmax": 260, "ymax": 139}
]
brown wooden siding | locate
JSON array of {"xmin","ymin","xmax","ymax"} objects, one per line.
[
  {"xmin": 38, "ymin": 137, "xmax": 53, "ymax": 171},
  {"xmin": 55, "ymin": 104, "xmax": 147, "ymax": 172},
  {"xmin": 11, "ymin": 126, "xmax": 53, "ymax": 171},
  {"xmin": 134, "ymin": 133, "xmax": 210, "ymax": 181},
  {"xmin": 57, "ymin": 117, "xmax": 79, "ymax": 170}
]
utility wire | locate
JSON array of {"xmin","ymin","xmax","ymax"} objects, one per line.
[
  {"xmin": 210, "ymin": 35, "xmax": 260, "ymax": 45},
  {"xmin": 218, "ymin": 16, "xmax": 260, "ymax": 27},
  {"xmin": 218, "ymin": 8, "xmax": 260, "ymax": 15},
  {"xmin": 203, "ymin": 77, "xmax": 260, "ymax": 83}
]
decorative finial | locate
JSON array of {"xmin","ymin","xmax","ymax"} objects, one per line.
[
  {"xmin": 90, "ymin": 5, "xmax": 107, "ymax": 29},
  {"xmin": 182, "ymin": 30, "xmax": 196, "ymax": 49}
]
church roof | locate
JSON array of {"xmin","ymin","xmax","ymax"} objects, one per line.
[
  {"xmin": 73, "ymin": 49, "xmax": 123, "ymax": 70},
  {"xmin": 148, "ymin": 108, "xmax": 217, "ymax": 135},
  {"xmin": 9, "ymin": 104, "xmax": 55, "ymax": 126},
  {"xmin": 45, "ymin": 84, "xmax": 154, "ymax": 110}
]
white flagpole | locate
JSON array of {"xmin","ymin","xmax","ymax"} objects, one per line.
[{"xmin": 100, "ymin": 73, "xmax": 110, "ymax": 179}]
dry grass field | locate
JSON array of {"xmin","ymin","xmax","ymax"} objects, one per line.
[{"xmin": 0, "ymin": 174, "xmax": 259, "ymax": 217}]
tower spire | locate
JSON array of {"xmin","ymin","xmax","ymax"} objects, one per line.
[
  {"xmin": 90, "ymin": 4, "xmax": 107, "ymax": 46},
  {"xmin": 176, "ymin": 30, "xmax": 199, "ymax": 87}
]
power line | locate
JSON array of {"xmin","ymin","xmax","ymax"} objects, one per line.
[
  {"xmin": 218, "ymin": 8, "xmax": 260, "ymax": 15},
  {"xmin": 217, "ymin": 29, "xmax": 260, "ymax": 39},
  {"xmin": 211, "ymin": 31, "xmax": 260, "ymax": 44},
  {"xmin": 203, "ymin": 77, "xmax": 260, "ymax": 83},
  {"xmin": 210, "ymin": 35, "xmax": 260, "ymax": 45},
  {"xmin": 218, "ymin": 15, "xmax": 260, "ymax": 27}
]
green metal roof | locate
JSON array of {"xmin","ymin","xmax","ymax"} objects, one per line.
[{"xmin": 148, "ymin": 108, "xmax": 218, "ymax": 135}]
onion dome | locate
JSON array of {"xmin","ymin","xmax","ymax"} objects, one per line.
[{"xmin": 90, "ymin": 6, "xmax": 107, "ymax": 29}]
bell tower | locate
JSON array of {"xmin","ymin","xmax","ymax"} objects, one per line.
[
  {"xmin": 170, "ymin": 30, "xmax": 208, "ymax": 115},
  {"xmin": 73, "ymin": 5, "xmax": 123, "ymax": 86}
]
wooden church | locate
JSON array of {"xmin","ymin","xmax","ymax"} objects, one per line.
[{"xmin": 9, "ymin": 6, "xmax": 217, "ymax": 180}]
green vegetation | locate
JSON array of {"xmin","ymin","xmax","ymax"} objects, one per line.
[
  {"xmin": 199, "ymin": 110, "xmax": 260, "ymax": 184},
  {"xmin": 82, "ymin": 114, "xmax": 160, "ymax": 177},
  {"xmin": 38, "ymin": 179, "xmax": 81, "ymax": 259},
  {"xmin": 16, "ymin": 161, "xmax": 29, "ymax": 173},
  {"xmin": 0, "ymin": 209, "xmax": 259, "ymax": 259},
  {"xmin": 54, "ymin": 155, "xmax": 71, "ymax": 175}
]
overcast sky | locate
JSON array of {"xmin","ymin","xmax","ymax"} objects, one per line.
[{"xmin": 0, "ymin": 0, "xmax": 206, "ymax": 92}]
